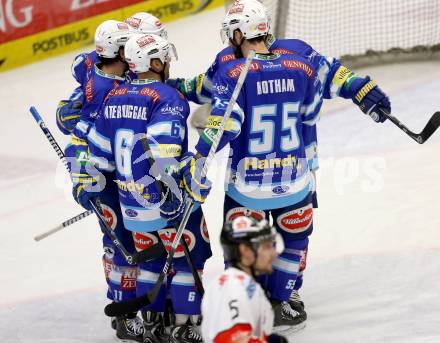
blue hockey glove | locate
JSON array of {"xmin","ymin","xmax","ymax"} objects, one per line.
[
  {"xmin": 268, "ymin": 334, "xmax": 288, "ymax": 343},
  {"xmin": 179, "ymin": 152, "xmax": 212, "ymax": 203},
  {"xmin": 71, "ymin": 173, "xmax": 101, "ymax": 210},
  {"xmin": 352, "ymin": 76, "xmax": 390, "ymax": 123},
  {"xmin": 159, "ymin": 172, "xmax": 187, "ymax": 223},
  {"xmin": 56, "ymin": 88, "xmax": 84, "ymax": 134}
]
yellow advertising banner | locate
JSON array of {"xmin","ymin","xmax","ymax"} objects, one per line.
[{"xmin": 0, "ymin": 0, "xmax": 223, "ymax": 72}]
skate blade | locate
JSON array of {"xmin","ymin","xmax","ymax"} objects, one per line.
[{"xmin": 273, "ymin": 321, "xmax": 306, "ymax": 335}]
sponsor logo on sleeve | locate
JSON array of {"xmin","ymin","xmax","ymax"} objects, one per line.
[
  {"xmin": 281, "ymin": 59, "xmax": 313, "ymax": 78},
  {"xmin": 158, "ymin": 228, "xmax": 195, "ymax": 258},
  {"xmin": 140, "ymin": 87, "xmax": 161, "ymax": 103},
  {"xmin": 227, "ymin": 61, "xmax": 261, "ymax": 79},
  {"xmin": 220, "ymin": 54, "xmax": 235, "ymax": 63},
  {"xmin": 270, "ymin": 48, "xmax": 296, "ymax": 56},
  {"xmin": 85, "ymin": 77, "xmax": 94, "ymax": 102},
  {"xmin": 277, "ymin": 204, "xmax": 313, "ymax": 233}
]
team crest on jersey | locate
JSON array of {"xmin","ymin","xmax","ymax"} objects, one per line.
[
  {"xmin": 100, "ymin": 204, "xmax": 117, "ymax": 230},
  {"xmin": 133, "ymin": 232, "xmax": 158, "ymax": 252},
  {"xmin": 226, "ymin": 207, "xmax": 266, "ymax": 222},
  {"xmin": 281, "ymin": 60, "xmax": 313, "ymax": 78},
  {"xmin": 277, "ymin": 204, "xmax": 313, "ymax": 233},
  {"xmin": 228, "ymin": 62, "xmax": 261, "ymax": 79},
  {"xmin": 200, "ymin": 218, "xmax": 210, "ymax": 243},
  {"xmin": 158, "ymin": 229, "xmax": 195, "ymax": 258}
]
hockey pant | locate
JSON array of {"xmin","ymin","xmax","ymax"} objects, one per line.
[
  {"xmin": 99, "ymin": 175, "xmax": 138, "ymax": 302},
  {"xmin": 64, "ymin": 143, "xmax": 138, "ymax": 303},
  {"xmin": 134, "ymin": 206, "xmax": 212, "ymax": 315},
  {"xmin": 224, "ymin": 193, "xmax": 313, "ymax": 302}
]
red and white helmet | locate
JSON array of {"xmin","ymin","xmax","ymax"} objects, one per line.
[
  {"xmin": 221, "ymin": 0, "xmax": 270, "ymax": 43},
  {"xmin": 124, "ymin": 34, "xmax": 178, "ymax": 73},
  {"xmin": 125, "ymin": 12, "xmax": 168, "ymax": 39},
  {"xmin": 94, "ymin": 20, "xmax": 134, "ymax": 58}
]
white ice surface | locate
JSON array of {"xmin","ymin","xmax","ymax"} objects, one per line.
[{"xmin": 1, "ymin": 6, "xmax": 440, "ymax": 343}]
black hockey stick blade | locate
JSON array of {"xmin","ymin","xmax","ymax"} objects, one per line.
[
  {"xmin": 104, "ymin": 251, "xmax": 171, "ymax": 317},
  {"xmin": 417, "ymin": 111, "xmax": 440, "ymax": 143},
  {"xmin": 133, "ymin": 240, "xmax": 166, "ymax": 264},
  {"xmin": 383, "ymin": 110, "xmax": 440, "ymax": 144}
]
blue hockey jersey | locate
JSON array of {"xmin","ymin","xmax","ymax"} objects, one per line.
[
  {"xmin": 178, "ymin": 37, "xmax": 362, "ymax": 172},
  {"xmin": 194, "ymin": 53, "xmax": 323, "ymax": 210},
  {"xmin": 71, "ymin": 64, "xmax": 126, "ymax": 142},
  {"xmin": 88, "ymin": 80, "xmax": 189, "ymax": 232}
]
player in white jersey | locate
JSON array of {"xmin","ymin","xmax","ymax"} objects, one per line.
[{"xmin": 201, "ymin": 216, "xmax": 288, "ymax": 343}]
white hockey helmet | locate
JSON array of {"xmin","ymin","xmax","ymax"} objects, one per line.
[
  {"xmin": 125, "ymin": 12, "xmax": 168, "ymax": 39},
  {"xmin": 94, "ymin": 20, "xmax": 133, "ymax": 58},
  {"xmin": 124, "ymin": 33, "xmax": 178, "ymax": 74},
  {"xmin": 221, "ymin": 0, "xmax": 270, "ymax": 43}
]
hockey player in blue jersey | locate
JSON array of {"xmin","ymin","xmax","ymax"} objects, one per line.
[
  {"xmin": 56, "ymin": 12, "xmax": 168, "ymax": 135},
  {"xmin": 178, "ymin": 0, "xmax": 324, "ymax": 334},
  {"xmin": 64, "ymin": 20, "xmax": 147, "ymax": 342},
  {"xmin": 86, "ymin": 33, "xmax": 211, "ymax": 343},
  {"xmin": 169, "ymin": 0, "xmax": 391, "ymax": 327}
]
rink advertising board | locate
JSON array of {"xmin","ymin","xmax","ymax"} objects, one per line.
[{"xmin": 0, "ymin": 0, "xmax": 222, "ymax": 72}]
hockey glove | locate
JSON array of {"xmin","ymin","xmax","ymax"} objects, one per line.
[
  {"xmin": 56, "ymin": 88, "xmax": 84, "ymax": 134},
  {"xmin": 267, "ymin": 334, "xmax": 289, "ymax": 343},
  {"xmin": 179, "ymin": 152, "xmax": 212, "ymax": 203},
  {"xmin": 159, "ymin": 171, "xmax": 187, "ymax": 223},
  {"xmin": 71, "ymin": 172, "xmax": 101, "ymax": 210},
  {"xmin": 352, "ymin": 76, "xmax": 390, "ymax": 123}
]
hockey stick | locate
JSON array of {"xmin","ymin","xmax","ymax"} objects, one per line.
[
  {"xmin": 34, "ymin": 209, "xmax": 93, "ymax": 241},
  {"xmin": 29, "ymin": 106, "xmax": 165, "ymax": 265},
  {"xmin": 104, "ymin": 50, "xmax": 256, "ymax": 317},
  {"xmin": 139, "ymin": 134, "xmax": 204, "ymax": 296},
  {"xmin": 381, "ymin": 109, "xmax": 440, "ymax": 144}
]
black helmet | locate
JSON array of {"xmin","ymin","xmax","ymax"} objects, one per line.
[{"xmin": 221, "ymin": 215, "xmax": 277, "ymax": 264}]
